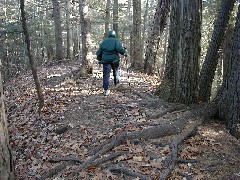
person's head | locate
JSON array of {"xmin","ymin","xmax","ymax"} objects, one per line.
[{"xmin": 108, "ymin": 30, "xmax": 116, "ymax": 38}]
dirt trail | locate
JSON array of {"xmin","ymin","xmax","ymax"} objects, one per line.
[{"xmin": 5, "ymin": 61, "xmax": 240, "ymax": 179}]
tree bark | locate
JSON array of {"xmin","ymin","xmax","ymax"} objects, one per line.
[
  {"xmin": 79, "ymin": 0, "xmax": 93, "ymax": 75},
  {"xmin": 131, "ymin": 0, "xmax": 142, "ymax": 69},
  {"xmin": 52, "ymin": 0, "xmax": 64, "ymax": 62},
  {"xmin": 170, "ymin": 0, "xmax": 201, "ymax": 104},
  {"xmin": 113, "ymin": 0, "xmax": 119, "ymax": 38},
  {"xmin": 144, "ymin": 0, "xmax": 171, "ymax": 74},
  {"xmin": 104, "ymin": 0, "xmax": 111, "ymax": 38},
  {"xmin": 66, "ymin": 0, "xmax": 71, "ymax": 59},
  {"xmin": 199, "ymin": 0, "xmax": 236, "ymax": 102},
  {"xmin": 20, "ymin": 0, "xmax": 44, "ymax": 112},
  {"xmin": 218, "ymin": 4, "xmax": 240, "ymax": 137},
  {"xmin": 141, "ymin": 0, "xmax": 149, "ymax": 57},
  {"xmin": 0, "ymin": 51, "xmax": 15, "ymax": 180}
]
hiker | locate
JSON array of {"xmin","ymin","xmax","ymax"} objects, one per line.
[{"xmin": 96, "ymin": 30, "xmax": 127, "ymax": 96}]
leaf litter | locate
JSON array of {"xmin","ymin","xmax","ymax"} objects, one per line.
[{"xmin": 4, "ymin": 61, "xmax": 240, "ymax": 179}]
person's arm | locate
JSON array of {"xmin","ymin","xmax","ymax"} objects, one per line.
[
  {"xmin": 115, "ymin": 40, "xmax": 126, "ymax": 55},
  {"xmin": 96, "ymin": 47, "xmax": 102, "ymax": 63}
]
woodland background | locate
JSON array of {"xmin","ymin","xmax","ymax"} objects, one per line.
[{"xmin": 0, "ymin": 0, "xmax": 240, "ymax": 179}]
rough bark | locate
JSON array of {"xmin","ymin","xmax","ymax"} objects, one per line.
[
  {"xmin": 79, "ymin": 0, "xmax": 93, "ymax": 76},
  {"xmin": 142, "ymin": 0, "xmax": 149, "ymax": 55},
  {"xmin": 0, "ymin": 56, "xmax": 15, "ymax": 180},
  {"xmin": 218, "ymin": 4, "xmax": 240, "ymax": 137},
  {"xmin": 144, "ymin": 0, "xmax": 171, "ymax": 74},
  {"xmin": 104, "ymin": 0, "xmax": 111, "ymax": 38},
  {"xmin": 170, "ymin": 0, "xmax": 201, "ymax": 104},
  {"xmin": 20, "ymin": 0, "xmax": 44, "ymax": 112},
  {"xmin": 113, "ymin": 0, "xmax": 119, "ymax": 38},
  {"xmin": 155, "ymin": 0, "xmax": 179, "ymax": 100},
  {"xmin": 199, "ymin": 0, "xmax": 236, "ymax": 102},
  {"xmin": 66, "ymin": 0, "xmax": 71, "ymax": 59},
  {"xmin": 52, "ymin": 0, "xmax": 64, "ymax": 62},
  {"xmin": 131, "ymin": 0, "xmax": 142, "ymax": 69}
]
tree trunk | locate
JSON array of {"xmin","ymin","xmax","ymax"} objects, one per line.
[
  {"xmin": 66, "ymin": 0, "xmax": 71, "ymax": 59},
  {"xmin": 154, "ymin": 0, "xmax": 179, "ymax": 100},
  {"xmin": 142, "ymin": 0, "xmax": 149, "ymax": 55},
  {"xmin": 79, "ymin": 0, "xmax": 93, "ymax": 75},
  {"xmin": 0, "ymin": 61, "xmax": 15, "ymax": 180},
  {"xmin": 52, "ymin": 0, "xmax": 64, "ymax": 62},
  {"xmin": 144, "ymin": 0, "xmax": 171, "ymax": 74},
  {"xmin": 113, "ymin": 0, "xmax": 119, "ymax": 38},
  {"xmin": 160, "ymin": 22, "xmax": 169, "ymax": 78},
  {"xmin": 131, "ymin": 0, "xmax": 142, "ymax": 69},
  {"xmin": 170, "ymin": 0, "xmax": 201, "ymax": 104},
  {"xmin": 218, "ymin": 4, "xmax": 240, "ymax": 137},
  {"xmin": 104, "ymin": 0, "xmax": 111, "ymax": 38},
  {"xmin": 199, "ymin": 0, "xmax": 236, "ymax": 102},
  {"xmin": 20, "ymin": 0, "xmax": 44, "ymax": 112}
]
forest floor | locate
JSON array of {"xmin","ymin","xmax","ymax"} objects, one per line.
[{"xmin": 4, "ymin": 60, "xmax": 240, "ymax": 180}]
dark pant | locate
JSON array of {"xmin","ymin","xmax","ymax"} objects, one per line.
[{"xmin": 103, "ymin": 62, "xmax": 119, "ymax": 90}]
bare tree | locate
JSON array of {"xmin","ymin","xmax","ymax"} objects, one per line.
[
  {"xmin": 79, "ymin": 0, "xmax": 93, "ymax": 75},
  {"xmin": 218, "ymin": 4, "xmax": 240, "ymax": 137},
  {"xmin": 131, "ymin": 0, "xmax": 142, "ymax": 69},
  {"xmin": 104, "ymin": 0, "xmax": 111, "ymax": 38},
  {"xmin": 0, "ymin": 61, "xmax": 15, "ymax": 180},
  {"xmin": 66, "ymin": 0, "xmax": 71, "ymax": 59},
  {"xmin": 199, "ymin": 0, "xmax": 236, "ymax": 102},
  {"xmin": 144, "ymin": 0, "xmax": 171, "ymax": 74},
  {"xmin": 113, "ymin": 0, "xmax": 119, "ymax": 37},
  {"xmin": 20, "ymin": 0, "xmax": 44, "ymax": 112},
  {"xmin": 170, "ymin": 0, "xmax": 201, "ymax": 104},
  {"xmin": 52, "ymin": 0, "xmax": 64, "ymax": 62}
]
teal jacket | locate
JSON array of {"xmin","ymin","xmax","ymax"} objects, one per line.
[{"xmin": 96, "ymin": 30, "xmax": 126, "ymax": 64}]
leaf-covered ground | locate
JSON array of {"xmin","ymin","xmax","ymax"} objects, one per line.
[{"xmin": 5, "ymin": 61, "xmax": 240, "ymax": 179}]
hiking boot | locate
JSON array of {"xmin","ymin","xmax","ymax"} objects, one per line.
[{"xmin": 103, "ymin": 90, "xmax": 110, "ymax": 96}]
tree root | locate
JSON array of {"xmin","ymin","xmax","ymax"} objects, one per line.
[
  {"xmin": 159, "ymin": 117, "xmax": 204, "ymax": 180},
  {"xmin": 108, "ymin": 166, "xmax": 148, "ymax": 179},
  {"xmin": 38, "ymin": 161, "xmax": 75, "ymax": 180},
  {"xmin": 43, "ymin": 102, "xmax": 218, "ymax": 178},
  {"xmin": 48, "ymin": 155, "xmax": 83, "ymax": 164}
]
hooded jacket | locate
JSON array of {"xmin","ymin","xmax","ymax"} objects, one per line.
[{"xmin": 96, "ymin": 30, "xmax": 126, "ymax": 64}]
